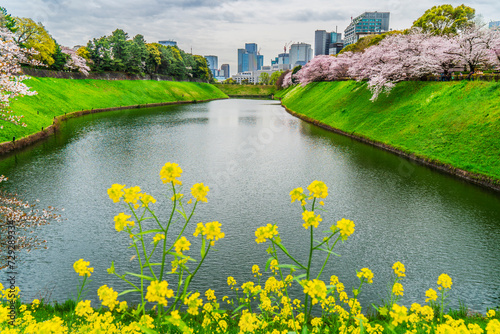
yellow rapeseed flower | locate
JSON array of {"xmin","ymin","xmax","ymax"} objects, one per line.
[
  {"xmin": 203, "ymin": 221, "xmax": 225, "ymax": 245},
  {"xmin": 393, "ymin": 261, "xmax": 406, "ymax": 278},
  {"xmin": 191, "ymin": 182, "xmax": 210, "ymax": 202},
  {"xmin": 302, "ymin": 210, "xmax": 322, "ymax": 229},
  {"xmin": 487, "ymin": 309, "xmax": 496, "ymax": 318},
  {"xmin": 289, "ymin": 187, "xmax": 305, "ymax": 203},
  {"xmin": 160, "ymin": 162, "xmax": 183, "ymax": 185},
  {"xmin": 194, "ymin": 222, "xmax": 206, "ymax": 237},
  {"xmin": 486, "ymin": 319, "xmax": 500, "ymax": 333},
  {"xmin": 146, "ymin": 280, "xmax": 174, "ymax": 306},
  {"xmin": 255, "ymin": 224, "xmax": 279, "ymax": 243},
  {"xmin": 356, "ymin": 268, "xmax": 374, "ymax": 284},
  {"xmin": 75, "ymin": 300, "xmax": 94, "ymax": 317},
  {"xmin": 123, "ymin": 186, "xmax": 141, "ymax": 205},
  {"xmin": 107, "ymin": 184, "xmax": 125, "ymax": 203},
  {"xmin": 73, "ymin": 259, "xmax": 94, "ymax": 277},
  {"xmin": 227, "ymin": 276, "xmax": 237, "ymax": 287},
  {"xmin": 334, "ymin": 218, "xmax": 355, "ymax": 240},
  {"xmin": 114, "ymin": 212, "xmax": 135, "ymax": 232},
  {"xmin": 171, "ymin": 193, "xmax": 184, "ymax": 201},
  {"xmin": 390, "ymin": 304, "xmax": 408, "ymax": 326},
  {"xmin": 205, "ymin": 289, "xmax": 216, "ymax": 301},
  {"xmin": 252, "ymin": 265, "xmax": 262, "ymax": 277},
  {"xmin": 393, "ymin": 282, "xmax": 404, "ymax": 296},
  {"xmin": 303, "ymin": 279, "xmax": 327, "ymax": 305},
  {"xmin": 425, "ymin": 288, "xmax": 438, "ymax": 302},
  {"xmin": 184, "ymin": 292, "xmax": 203, "ymax": 315},
  {"xmin": 174, "ymin": 236, "xmax": 191, "ymax": 255},
  {"xmin": 140, "ymin": 193, "xmax": 156, "ymax": 207},
  {"xmin": 153, "ymin": 233, "xmax": 165, "ymax": 244},
  {"xmin": 97, "ymin": 285, "xmax": 119, "ymax": 311},
  {"xmin": 238, "ymin": 310, "xmax": 260, "ymax": 333},
  {"xmin": 437, "ymin": 273, "xmax": 453, "ymax": 290},
  {"xmin": 307, "ymin": 180, "xmax": 328, "ymax": 199}
]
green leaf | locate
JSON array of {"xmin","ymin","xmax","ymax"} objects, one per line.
[
  {"xmin": 317, "ymin": 247, "xmax": 341, "ymax": 256},
  {"xmin": 175, "ymin": 208, "xmax": 187, "ymax": 220},
  {"xmin": 264, "ymin": 257, "xmax": 275, "ymax": 272},
  {"xmin": 117, "ymin": 289, "xmax": 139, "ymax": 297},
  {"xmin": 124, "ymin": 272, "xmax": 155, "ymax": 281},
  {"xmin": 201, "ymin": 238, "xmax": 206, "ymax": 258},
  {"xmin": 134, "ymin": 229, "xmax": 164, "ymax": 236},
  {"xmin": 277, "ymin": 264, "xmax": 300, "ymax": 270}
]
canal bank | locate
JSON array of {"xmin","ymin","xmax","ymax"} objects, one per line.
[
  {"xmin": 277, "ymin": 80, "xmax": 500, "ymax": 191},
  {"xmin": 0, "ymin": 77, "xmax": 228, "ymax": 155}
]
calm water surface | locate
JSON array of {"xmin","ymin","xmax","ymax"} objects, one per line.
[{"xmin": 1, "ymin": 99, "xmax": 499, "ymax": 312}]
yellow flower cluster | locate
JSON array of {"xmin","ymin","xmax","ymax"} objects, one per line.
[
  {"xmin": 153, "ymin": 233, "xmax": 165, "ymax": 244},
  {"xmin": 113, "ymin": 212, "xmax": 135, "ymax": 232},
  {"xmin": 393, "ymin": 261, "xmax": 406, "ymax": 278},
  {"xmin": 160, "ymin": 162, "xmax": 183, "ymax": 185},
  {"xmin": 392, "ymin": 282, "xmax": 404, "ymax": 296},
  {"xmin": 191, "ymin": 182, "xmax": 210, "ymax": 202},
  {"xmin": 425, "ymin": 288, "xmax": 438, "ymax": 302},
  {"xmin": 107, "ymin": 184, "xmax": 156, "ymax": 208},
  {"xmin": 303, "ymin": 279, "xmax": 327, "ymax": 305},
  {"xmin": 289, "ymin": 187, "xmax": 306, "ymax": 203},
  {"xmin": 302, "ymin": 210, "xmax": 322, "ymax": 229},
  {"xmin": 97, "ymin": 285, "xmax": 119, "ymax": 311},
  {"xmin": 307, "ymin": 180, "xmax": 328, "ymax": 199},
  {"xmin": 333, "ymin": 218, "xmax": 355, "ymax": 240},
  {"xmin": 356, "ymin": 268, "xmax": 374, "ymax": 284},
  {"xmin": 145, "ymin": 280, "xmax": 174, "ymax": 306},
  {"xmin": 194, "ymin": 221, "xmax": 225, "ymax": 246},
  {"xmin": 255, "ymin": 223, "xmax": 279, "ymax": 243},
  {"xmin": 437, "ymin": 273, "xmax": 453, "ymax": 290},
  {"xmin": 73, "ymin": 259, "xmax": 94, "ymax": 277},
  {"xmin": 174, "ymin": 236, "xmax": 191, "ymax": 255},
  {"xmin": 184, "ymin": 292, "xmax": 203, "ymax": 315},
  {"xmin": 75, "ymin": 300, "xmax": 94, "ymax": 318}
]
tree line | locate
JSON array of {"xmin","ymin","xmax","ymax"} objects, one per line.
[{"xmin": 0, "ymin": 7, "xmax": 212, "ymax": 81}]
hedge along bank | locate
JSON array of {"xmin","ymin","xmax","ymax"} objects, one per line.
[
  {"xmin": 277, "ymin": 80, "xmax": 500, "ymax": 192},
  {"xmin": 0, "ymin": 77, "xmax": 229, "ymax": 155}
]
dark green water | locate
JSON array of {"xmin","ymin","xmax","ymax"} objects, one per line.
[{"xmin": 1, "ymin": 99, "xmax": 499, "ymax": 312}]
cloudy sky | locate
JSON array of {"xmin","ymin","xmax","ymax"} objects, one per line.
[{"xmin": 3, "ymin": 0, "xmax": 499, "ymax": 75}]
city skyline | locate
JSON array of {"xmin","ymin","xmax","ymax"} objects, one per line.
[{"xmin": 3, "ymin": 0, "xmax": 499, "ymax": 75}]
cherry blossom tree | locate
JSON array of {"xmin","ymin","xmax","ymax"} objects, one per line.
[
  {"xmin": 0, "ymin": 28, "xmax": 38, "ymax": 129},
  {"xmin": 448, "ymin": 25, "xmax": 500, "ymax": 77},
  {"xmin": 61, "ymin": 46, "xmax": 90, "ymax": 76},
  {"xmin": 295, "ymin": 55, "xmax": 335, "ymax": 85},
  {"xmin": 282, "ymin": 71, "xmax": 293, "ymax": 89}
]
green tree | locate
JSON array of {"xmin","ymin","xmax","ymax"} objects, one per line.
[
  {"xmin": 145, "ymin": 43, "xmax": 162, "ymax": 74},
  {"xmin": 127, "ymin": 34, "xmax": 147, "ymax": 74},
  {"xmin": 412, "ymin": 4, "xmax": 475, "ymax": 35},
  {"xmin": 339, "ymin": 30, "xmax": 404, "ymax": 54},
  {"xmin": 109, "ymin": 29, "xmax": 130, "ymax": 71},
  {"xmin": 192, "ymin": 55, "xmax": 211, "ymax": 81},
  {"xmin": 258, "ymin": 72, "xmax": 270, "ymax": 84},
  {"xmin": 270, "ymin": 70, "xmax": 283, "ymax": 85},
  {"xmin": 87, "ymin": 36, "xmax": 113, "ymax": 72},
  {"xmin": 14, "ymin": 17, "xmax": 56, "ymax": 65},
  {"xmin": 50, "ymin": 42, "xmax": 69, "ymax": 71},
  {"xmin": 0, "ymin": 7, "xmax": 17, "ymax": 32}
]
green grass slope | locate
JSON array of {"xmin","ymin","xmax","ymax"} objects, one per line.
[
  {"xmin": 279, "ymin": 80, "xmax": 500, "ymax": 182},
  {"xmin": 214, "ymin": 84, "xmax": 276, "ymax": 96},
  {"xmin": 1, "ymin": 77, "xmax": 228, "ymax": 142}
]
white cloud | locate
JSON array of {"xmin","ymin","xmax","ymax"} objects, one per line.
[{"xmin": 3, "ymin": 0, "xmax": 499, "ymax": 76}]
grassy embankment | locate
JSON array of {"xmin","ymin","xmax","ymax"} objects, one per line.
[
  {"xmin": 214, "ymin": 83, "xmax": 276, "ymax": 97},
  {"xmin": 277, "ymin": 80, "xmax": 500, "ymax": 185},
  {"xmin": 1, "ymin": 77, "xmax": 228, "ymax": 143}
]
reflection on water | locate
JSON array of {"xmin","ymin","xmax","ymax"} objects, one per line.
[{"xmin": 1, "ymin": 99, "xmax": 499, "ymax": 312}]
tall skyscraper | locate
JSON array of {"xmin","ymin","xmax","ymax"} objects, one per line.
[
  {"xmin": 344, "ymin": 12, "xmax": 390, "ymax": 46},
  {"xmin": 290, "ymin": 43, "xmax": 313, "ymax": 67},
  {"xmin": 221, "ymin": 64, "xmax": 230, "ymax": 79},
  {"xmin": 315, "ymin": 30, "xmax": 343, "ymax": 56},
  {"xmin": 237, "ymin": 43, "xmax": 263, "ymax": 73}
]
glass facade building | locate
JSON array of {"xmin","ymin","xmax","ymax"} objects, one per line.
[{"xmin": 344, "ymin": 12, "xmax": 390, "ymax": 46}]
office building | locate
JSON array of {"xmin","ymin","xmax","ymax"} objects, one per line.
[
  {"xmin": 344, "ymin": 12, "xmax": 390, "ymax": 46},
  {"xmin": 221, "ymin": 64, "xmax": 230, "ymax": 79},
  {"xmin": 237, "ymin": 43, "xmax": 263, "ymax": 73},
  {"xmin": 315, "ymin": 30, "xmax": 343, "ymax": 56},
  {"xmin": 271, "ymin": 53, "xmax": 290, "ymax": 65},
  {"xmin": 158, "ymin": 40, "xmax": 177, "ymax": 47},
  {"xmin": 289, "ymin": 43, "xmax": 313, "ymax": 67}
]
